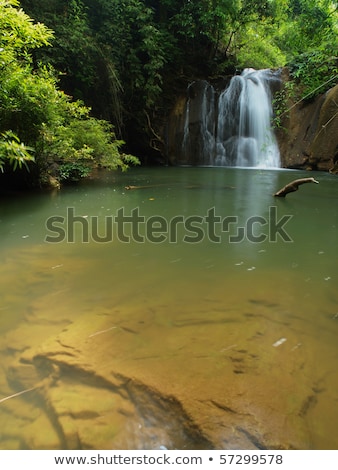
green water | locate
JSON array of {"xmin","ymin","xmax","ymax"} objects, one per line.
[{"xmin": 0, "ymin": 167, "xmax": 337, "ymax": 449}]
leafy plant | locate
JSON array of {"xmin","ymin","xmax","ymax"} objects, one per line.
[
  {"xmin": 272, "ymin": 81, "xmax": 296, "ymax": 130},
  {"xmin": 8, "ymin": 0, "xmax": 338, "ymax": 167},
  {"xmin": 0, "ymin": 0, "xmax": 139, "ymax": 186},
  {"xmin": 58, "ymin": 162, "xmax": 91, "ymax": 182},
  {"xmin": 43, "ymin": 115, "xmax": 140, "ymax": 174},
  {"xmin": 235, "ymin": 24, "xmax": 287, "ymax": 69},
  {"xmin": 0, "ymin": 131, "xmax": 35, "ymax": 172},
  {"xmin": 288, "ymin": 51, "xmax": 338, "ymax": 99}
]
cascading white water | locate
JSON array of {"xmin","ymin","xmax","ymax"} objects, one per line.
[
  {"xmin": 182, "ymin": 68, "xmax": 281, "ymax": 168},
  {"xmin": 236, "ymin": 68, "xmax": 280, "ymax": 168}
]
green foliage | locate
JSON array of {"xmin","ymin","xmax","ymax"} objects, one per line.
[
  {"xmin": 0, "ymin": 0, "xmax": 139, "ymax": 186},
  {"xmin": 0, "ymin": 0, "xmax": 53, "ymax": 52},
  {"xmin": 58, "ymin": 162, "xmax": 91, "ymax": 182},
  {"xmin": 0, "ymin": 130, "xmax": 35, "ymax": 172},
  {"xmin": 42, "ymin": 113, "xmax": 140, "ymax": 173},
  {"xmin": 88, "ymin": 0, "xmax": 166, "ymax": 109},
  {"xmin": 272, "ymin": 81, "xmax": 296, "ymax": 130},
  {"xmin": 277, "ymin": 1, "xmax": 337, "ymax": 55},
  {"xmin": 288, "ymin": 51, "xmax": 338, "ymax": 99},
  {"xmin": 8, "ymin": 0, "xmax": 338, "ymax": 166},
  {"xmin": 276, "ymin": 1, "xmax": 338, "ymax": 99},
  {"xmin": 235, "ymin": 25, "xmax": 287, "ymax": 69}
]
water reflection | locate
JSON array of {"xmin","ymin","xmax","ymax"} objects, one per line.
[{"xmin": 0, "ymin": 167, "xmax": 337, "ymax": 449}]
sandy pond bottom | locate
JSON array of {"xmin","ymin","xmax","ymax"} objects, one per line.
[{"xmin": 0, "ymin": 167, "xmax": 337, "ymax": 449}]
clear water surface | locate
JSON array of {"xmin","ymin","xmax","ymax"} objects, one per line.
[{"xmin": 0, "ymin": 167, "xmax": 337, "ymax": 449}]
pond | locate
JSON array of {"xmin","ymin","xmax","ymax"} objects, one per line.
[{"xmin": 0, "ymin": 166, "xmax": 337, "ymax": 450}]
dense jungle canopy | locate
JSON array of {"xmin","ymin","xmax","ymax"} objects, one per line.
[{"xmin": 0, "ymin": 0, "xmax": 337, "ymax": 187}]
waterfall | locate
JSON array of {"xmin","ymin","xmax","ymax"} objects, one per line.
[
  {"xmin": 182, "ymin": 68, "xmax": 281, "ymax": 168},
  {"xmin": 237, "ymin": 68, "xmax": 280, "ymax": 167}
]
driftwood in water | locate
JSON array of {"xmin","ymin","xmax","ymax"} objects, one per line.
[
  {"xmin": 125, "ymin": 185, "xmax": 158, "ymax": 190},
  {"xmin": 274, "ymin": 177, "xmax": 319, "ymax": 197},
  {"xmin": 124, "ymin": 184, "xmax": 201, "ymax": 190},
  {"xmin": 125, "ymin": 184, "xmax": 235, "ymax": 190}
]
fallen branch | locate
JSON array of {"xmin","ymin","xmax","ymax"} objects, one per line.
[
  {"xmin": 125, "ymin": 183, "xmax": 201, "ymax": 190},
  {"xmin": 125, "ymin": 184, "xmax": 235, "ymax": 190},
  {"xmin": 274, "ymin": 177, "xmax": 319, "ymax": 197},
  {"xmin": 0, "ymin": 386, "xmax": 38, "ymax": 404}
]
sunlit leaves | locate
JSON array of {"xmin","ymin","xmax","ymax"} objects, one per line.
[
  {"xmin": 0, "ymin": 0, "xmax": 140, "ymax": 182},
  {"xmin": 0, "ymin": 130, "xmax": 35, "ymax": 172},
  {"xmin": 235, "ymin": 24, "xmax": 287, "ymax": 69},
  {"xmin": 0, "ymin": 0, "xmax": 53, "ymax": 53}
]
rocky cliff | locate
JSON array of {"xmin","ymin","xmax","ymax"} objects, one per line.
[{"xmin": 276, "ymin": 71, "xmax": 338, "ymax": 172}]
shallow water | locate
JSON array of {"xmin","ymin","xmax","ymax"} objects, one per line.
[{"xmin": 0, "ymin": 167, "xmax": 337, "ymax": 449}]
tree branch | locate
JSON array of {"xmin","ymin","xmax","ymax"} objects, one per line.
[
  {"xmin": 274, "ymin": 177, "xmax": 319, "ymax": 197},
  {"xmin": 144, "ymin": 110, "xmax": 164, "ymax": 153}
]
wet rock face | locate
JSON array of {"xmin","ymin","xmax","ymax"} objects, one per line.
[
  {"xmin": 309, "ymin": 85, "xmax": 338, "ymax": 171},
  {"xmin": 273, "ymin": 80, "xmax": 338, "ymax": 171}
]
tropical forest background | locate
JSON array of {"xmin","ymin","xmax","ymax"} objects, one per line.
[{"xmin": 0, "ymin": 0, "xmax": 337, "ymax": 187}]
